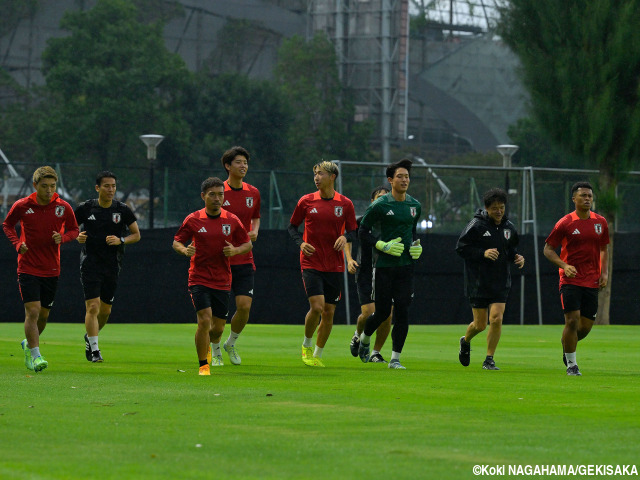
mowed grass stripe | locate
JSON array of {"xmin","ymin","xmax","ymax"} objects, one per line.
[{"xmin": 1, "ymin": 323, "xmax": 638, "ymax": 480}]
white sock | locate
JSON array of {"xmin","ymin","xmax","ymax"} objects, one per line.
[
  {"xmin": 30, "ymin": 347, "xmax": 41, "ymax": 358},
  {"xmin": 88, "ymin": 335, "xmax": 99, "ymax": 352},
  {"xmin": 225, "ymin": 330, "xmax": 240, "ymax": 348},
  {"xmin": 565, "ymin": 352, "xmax": 577, "ymax": 367},
  {"xmin": 212, "ymin": 342, "xmax": 221, "ymax": 357},
  {"xmin": 302, "ymin": 336, "xmax": 313, "ymax": 348},
  {"xmin": 354, "ymin": 329, "xmax": 359, "ymax": 337},
  {"xmin": 391, "ymin": 351, "xmax": 401, "ymax": 361},
  {"xmin": 360, "ymin": 333, "xmax": 371, "ymax": 345},
  {"xmin": 371, "ymin": 350, "xmax": 380, "ymax": 356},
  {"xmin": 314, "ymin": 346, "xmax": 323, "ymax": 358}
]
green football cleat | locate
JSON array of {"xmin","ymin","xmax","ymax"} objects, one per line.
[
  {"xmin": 33, "ymin": 355, "xmax": 48, "ymax": 372},
  {"xmin": 302, "ymin": 346, "xmax": 315, "ymax": 366},
  {"xmin": 223, "ymin": 344, "xmax": 241, "ymax": 365},
  {"xmin": 211, "ymin": 354, "xmax": 224, "ymax": 367},
  {"xmin": 21, "ymin": 339, "xmax": 34, "ymax": 371},
  {"xmin": 312, "ymin": 356, "xmax": 325, "ymax": 367}
]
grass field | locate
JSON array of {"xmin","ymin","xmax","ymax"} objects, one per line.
[{"xmin": 1, "ymin": 323, "xmax": 638, "ymax": 480}]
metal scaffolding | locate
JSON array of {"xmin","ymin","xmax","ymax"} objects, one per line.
[{"xmin": 307, "ymin": 0, "xmax": 410, "ymax": 163}]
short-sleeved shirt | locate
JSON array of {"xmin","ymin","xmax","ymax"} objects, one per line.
[
  {"xmin": 223, "ymin": 180, "xmax": 260, "ymax": 268},
  {"xmin": 289, "ymin": 191, "xmax": 357, "ymax": 273},
  {"xmin": 174, "ymin": 208, "xmax": 250, "ymax": 291},
  {"xmin": 360, "ymin": 192, "xmax": 421, "ymax": 268},
  {"xmin": 545, "ymin": 210, "xmax": 609, "ymax": 289},
  {"xmin": 2, "ymin": 192, "xmax": 79, "ymax": 277},
  {"xmin": 74, "ymin": 199, "xmax": 137, "ymax": 271}
]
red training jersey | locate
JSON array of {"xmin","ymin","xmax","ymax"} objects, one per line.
[
  {"xmin": 545, "ymin": 211, "xmax": 609, "ymax": 289},
  {"xmin": 223, "ymin": 180, "xmax": 260, "ymax": 268},
  {"xmin": 2, "ymin": 192, "xmax": 79, "ymax": 277},
  {"xmin": 174, "ymin": 208, "xmax": 250, "ymax": 291},
  {"xmin": 290, "ymin": 191, "xmax": 357, "ymax": 273}
]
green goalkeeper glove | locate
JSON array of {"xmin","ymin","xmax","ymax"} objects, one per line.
[
  {"xmin": 409, "ymin": 239, "xmax": 422, "ymax": 260},
  {"xmin": 376, "ymin": 237, "xmax": 404, "ymax": 257}
]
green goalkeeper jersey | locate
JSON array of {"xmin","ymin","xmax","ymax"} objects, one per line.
[{"xmin": 360, "ymin": 192, "xmax": 422, "ymax": 268}]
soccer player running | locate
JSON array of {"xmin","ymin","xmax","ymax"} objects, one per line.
[
  {"xmin": 357, "ymin": 159, "xmax": 422, "ymax": 370},
  {"xmin": 219, "ymin": 146, "xmax": 261, "ymax": 365},
  {"xmin": 346, "ymin": 186, "xmax": 393, "ymax": 363},
  {"xmin": 456, "ymin": 188, "xmax": 525, "ymax": 370},
  {"xmin": 2, "ymin": 166, "xmax": 79, "ymax": 372},
  {"xmin": 543, "ymin": 181, "xmax": 609, "ymax": 376},
  {"xmin": 74, "ymin": 171, "xmax": 141, "ymax": 362},
  {"xmin": 288, "ymin": 161, "xmax": 357, "ymax": 367},
  {"xmin": 173, "ymin": 177, "xmax": 252, "ymax": 376}
]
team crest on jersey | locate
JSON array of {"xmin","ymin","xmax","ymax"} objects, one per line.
[
  {"xmin": 334, "ymin": 206, "xmax": 343, "ymax": 217},
  {"xmin": 55, "ymin": 206, "xmax": 65, "ymax": 217},
  {"xmin": 222, "ymin": 224, "xmax": 231, "ymax": 236},
  {"xmin": 410, "ymin": 207, "xmax": 417, "ymax": 217},
  {"xmin": 504, "ymin": 230, "xmax": 511, "ymax": 240},
  {"xmin": 246, "ymin": 197, "xmax": 254, "ymax": 208},
  {"xmin": 112, "ymin": 213, "xmax": 121, "ymax": 224},
  {"xmin": 594, "ymin": 223, "xmax": 602, "ymax": 234}
]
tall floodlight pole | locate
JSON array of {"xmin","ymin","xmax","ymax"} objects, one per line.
[{"xmin": 140, "ymin": 134, "xmax": 164, "ymax": 230}]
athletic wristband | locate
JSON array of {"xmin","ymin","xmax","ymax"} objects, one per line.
[{"xmin": 120, "ymin": 237, "xmax": 125, "ymax": 245}]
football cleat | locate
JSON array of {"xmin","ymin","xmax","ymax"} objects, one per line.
[
  {"xmin": 368, "ymin": 352, "xmax": 387, "ymax": 363},
  {"xmin": 482, "ymin": 357, "xmax": 500, "ymax": 370},
  {"xmin": 388, "ymin": 359, "xmax": 406, "ymax": 369},
  {"xmin": 91, "ymin": 350, "xmax": 104, "ymax": 363},
  {"xmin": 84, "ymin": 334, "xmax": 91, "ymax": 361},
  {"xmin": 223, "ymin": 344, "xmax": 241, "ymax": 365},
  {"xmin": 207, "ymin": 343, "xmax": 212, "ymax": 365},
  {"xmin": 566, "ymin": 365, "xmax": 581, "ymax": 376},
  {"xmin": 312, "ymin": 356, "xmax": 325, "ymax": 367},
  {"xmin": 302, "ymin": 346, "xmax": 315, "ymax": 366},
  {"xmin": 21, "ymin": 339, "xmax": 34, "ymax": 371},
  {"xmin": 349, "ymin": 333, "xmax": 360, "ymax": 357},
  {"xmin": 358, "ymin": 341, "xmax": 370, "ymax": 363},
  {"xmin": 211, "ymin": 355, "xmax": 224, "ymax": 367},
  {"xmin": 198, "ymin": 364, "xmax": 210, "ymax": 376},
  {"xmin": 33, "ymin": 355, "xmax": 48, "ymax": 372},
  {"xmin": 459, "ymin": 336, "xmax": 471, "ymax": 367}
]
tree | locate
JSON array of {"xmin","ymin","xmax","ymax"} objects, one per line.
[
  {"xmin": 274, "ymin": 33, "xmax": 374, "ymax": 170},
  {"xmin": 499, "ymin": 1, "xmax": 640, "ymax": 323},
  {"xmin": 37, "ymin": 0, "xmax": 191, "ymax": 197},
  {"xmin": 182, "ymin": 72, "xmax": 291, "ymax": 171}
]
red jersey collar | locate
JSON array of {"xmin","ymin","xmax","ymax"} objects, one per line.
[
  {"xmin": 569, "ymin": 210, "xmax": 596, "ymax": 221},
  {"xmin": 312, "ymin": 191, "xmax": 340, "ymax": 201},
  {"xmin": 225, "ymin": 180, "xmax": 248, "ymax": 191}
]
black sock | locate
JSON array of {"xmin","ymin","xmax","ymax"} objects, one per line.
[
  {"xmin": 199, "ymin": 359, "xmax": 208, "ymax": 367},
  {"xmin": 486, "ymin": 355, "xmax": 493, "ymax": 361}
]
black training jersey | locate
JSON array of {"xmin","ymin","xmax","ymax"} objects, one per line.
[
  {"xmin": 74, "ymin": 199, "xmax": 136, "ymax": 270},
  {"xmin": 456, "ymin": 208, "xmax": 520, "ymax": 299}
]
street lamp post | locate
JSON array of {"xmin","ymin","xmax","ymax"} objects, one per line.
[
  {"xmin": 139, "ymin": 134, "xmax": 164, "ymax": 229},
  {"xmin": 496, "ymin": 144, "xmax": 519, "ymax": 194}
]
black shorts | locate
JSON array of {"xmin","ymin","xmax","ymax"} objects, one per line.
[
  {"xmin": 18, "ymin": 274, "xmax": 58, "ymax": 308},
  {"xmin": 301, "ymin": 269, "xmax": 342, "ymax": 305},
  {"xmin": 189, "ymin": 284, "xmax": 230, "ymax": 320},
  {"xmin": 469, "ymin": 296, "xmax": 508, "ymax": 309},
  {"xmin": 231, "ymin": 263, "xmax": 255, "ymax": 298},
  {"xmin": 81, "ymin": 268, "xmax": 119, "ymax": 304},
  {"xmin": 560, "ymin": 284, "xmax": 599, "ymax": 321},
  {"xmin": 356, "ymin": 268, "xmax": 374, "ymax": 306}
]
